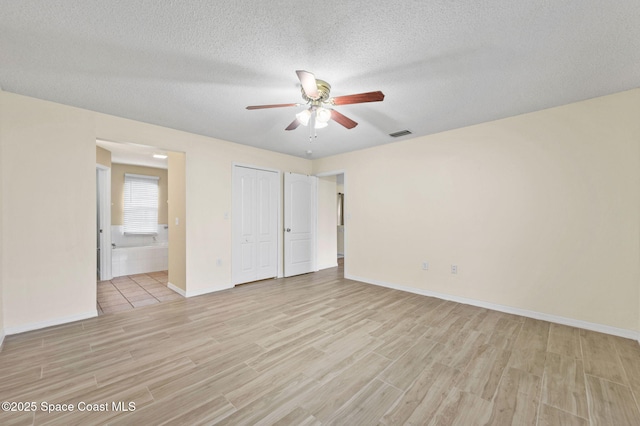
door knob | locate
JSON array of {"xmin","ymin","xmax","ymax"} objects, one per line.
[{"xmin": 286, "ymin": 228, "xmax": 291, "ymax": 232}]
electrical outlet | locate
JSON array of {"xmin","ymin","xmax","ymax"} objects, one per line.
[
  {"xmin": 451, "ymin": 264, "xmax": 458, "ymax": 274},
  {"xmin": 422, "ymin": 261, "xmax": 429, "ymax": 270}
]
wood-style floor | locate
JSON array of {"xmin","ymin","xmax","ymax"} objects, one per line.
[{"xmin": 2, "ymin": 261, "xmax": 640, "ymax": 425}]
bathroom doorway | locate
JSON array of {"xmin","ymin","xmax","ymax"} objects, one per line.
[{"xmin": 95, "ymin": 139, "xmax": 186, "ymax": 315}]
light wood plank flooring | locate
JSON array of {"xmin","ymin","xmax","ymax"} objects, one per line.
[{"xmin": 2, "ymin": 262, "xmax": 640, "ymax": 425}]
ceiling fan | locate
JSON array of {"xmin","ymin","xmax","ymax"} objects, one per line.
[{"xmin": 246, "ymin": 70, "xmax": 384, "ymax": 132}]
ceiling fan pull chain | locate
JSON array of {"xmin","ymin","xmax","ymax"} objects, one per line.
[
  {"xmin": 308, "ymin": 127, "xmax": 319, "ymax": 142},
  {"xmin": 309, "ymin": 109, "xmax": 317, "ymax": 130}
]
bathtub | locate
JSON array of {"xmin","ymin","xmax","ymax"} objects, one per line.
[{"xmin": 112, "ymin": 242, "xmax": 168, "ymax": 277}]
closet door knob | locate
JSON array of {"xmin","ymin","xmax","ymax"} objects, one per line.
[{"xmin": 286, "ymin": 228, "xmax": 291, "ymax": 232}]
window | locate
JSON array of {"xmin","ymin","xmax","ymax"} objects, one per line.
[{"xmin": 123, "ymin": 173, "xmax": 159, "ymax": 234}]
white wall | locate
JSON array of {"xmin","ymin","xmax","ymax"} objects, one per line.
[
  {"xmin": 0, "ymin": 91, "xmax": 97, "ymax": 333},
  {"xmin": 314, "ymin": 89, "xmax": 640, "ymax": 335},
  {"xmin": 317, "ymin": 176, "xmax": 338, "ymax": 270}
]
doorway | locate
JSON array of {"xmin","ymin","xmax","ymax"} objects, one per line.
[
  {"xmin": 316, "ymin": 171, "xmax": 345, "ymax": 277},
  {"xmin": 95, "ymin": 139, "xmax": 186, "ymax": 315},
  {"xmin": 337, "ymin": 173, "xmax": 345, "ymax": 260}
]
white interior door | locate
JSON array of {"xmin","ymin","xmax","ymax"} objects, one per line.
[
  {"xmin": 284, "ymin": 172, "xmax": 317, "ymax": 277},
  {"xmin": 232, "ymin": 166, "xmax": 278, "ymax": 285},
  {"xmin": 232, "ymin": 166, "xmax": 256, "ymax": 284},
  {"xmin": 255, "ymin": 170, "xmax": 278, "ymax": 280}
]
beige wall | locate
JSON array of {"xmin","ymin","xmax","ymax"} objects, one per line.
[
  {"xmin": 0, "ymin": 91, "xmax": 96, "ymax": 331},
  {"xmin": 96, "ymin": 146, "xmax": 111, "ymax": 167},
  {"xmin": 111, "ymin": 164, "xmax": 168, "ymax": 226},
  {"xmin": 314, "ymin": 89, "xmax": 640, "ymax": 332},
  {"xmin": 168, "ymin": 152, "xmax": 186, "ymax": 291},
  {"xmin": 317, "ymin": 176, "xmax": 338, "ymax": 270}
]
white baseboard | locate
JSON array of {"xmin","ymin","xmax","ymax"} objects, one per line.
[
  {"xmin": 169, "ymin": 282, "xmax": 234, "ymax": 298},
  {"xmin": 167, "ymin": 282, "xmax": 186, "ymax": 297},
  {"xmin": 4, "ymin": 310, "xmax": 98, "ymax": 336},
  {"xmin": 0, "ymin": 329, "xmax": 5, "ymax": 351},
  {"xmin": 186, "ymin": 284, "xmax": 234, "ymax": 298},
  {"xmin": 317, "ymin": 262, "xmax": 339, "ymax": 271},
  {"xmin": 346, "ymin": 274, "xmax": 640, "ymax": 341}
]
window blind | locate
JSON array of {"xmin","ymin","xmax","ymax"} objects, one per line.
[{"xmin": 123, "ymin": 173, "xmax": 159, "ymax": 234}]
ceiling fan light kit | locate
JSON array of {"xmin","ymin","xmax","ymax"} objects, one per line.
[
  {"xmin": 246, "ymin": 70, "xmax": 385, "ymax": 137},
  {"xmin": 296, "ymin": 106, "xmax": 332, "ymax": 128}
]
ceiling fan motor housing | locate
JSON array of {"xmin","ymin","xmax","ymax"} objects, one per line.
[{"xmin": 302, "ymin": 79, "xmax": 331, "ymax": 103}]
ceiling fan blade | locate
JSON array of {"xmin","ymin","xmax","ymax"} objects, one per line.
[
  {"xmin": 285, "ymin": 119, "xmax": 301, "ymax": 131},
  {"xmin": 330, "ymin": 110, "xmax": 358, "ymax": 129},
  {"xmin": 246, "ymin": 103, "xmax": 299, "ymax": 110},
  {"xmin": 296, "ymin": 70, "xmax": 319, "ymax": 99},
  {"xmin": 331, "ymin": 91, "xmax": 385, "ymax": 106}
]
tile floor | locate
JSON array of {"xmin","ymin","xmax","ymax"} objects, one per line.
[{"xmin": 97, "ymin": 271, "xmax": 183, "ymax": 315}]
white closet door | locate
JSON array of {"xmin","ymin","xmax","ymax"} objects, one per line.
[
  {"xmin": 232, "ymin": 166, "xmax": 278, "ymax": 285},
  {"xmin": 232, "ymin": 166, "xmax": 257, "ymax": 285},
  {"xmin": 284, "ymin": 172, "xmax": 317, "ymax": 277},
  {"xmin": 255, "ymin": 170, "xmax": 278, "ymax": 280}
]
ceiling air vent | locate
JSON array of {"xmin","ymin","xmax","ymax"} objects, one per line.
[{"xmin": 389, "ymin": 130, "xmax": 412, "ymax": 138}]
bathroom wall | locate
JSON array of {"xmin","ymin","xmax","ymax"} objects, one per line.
[
  {"xmin": 111, "ymin": 224, "xmax": 168, "ymax": 248},
  {"xmin": 112, "ymin": 245, "xmax": 168, "ymax": 277},
  {"xmin": 111, "ymin": 163, "xmax": 168, "ymax": 226}
]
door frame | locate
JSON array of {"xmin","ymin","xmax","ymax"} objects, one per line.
[
  {"xmin": 96, "ymin": 163, "xmax": 112, "ymax": 281},
  {"xmin": 315, "ymin": 169, "xmax": 347, "ymax": 275},
  {"xmin": 231, "ymin": 163, "xmax": 282, "ymax": 283}
]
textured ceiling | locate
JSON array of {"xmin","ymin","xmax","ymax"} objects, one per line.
[{"xmin": 2, "ymin": 1, "xmax": 639, "ymax": 158}]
